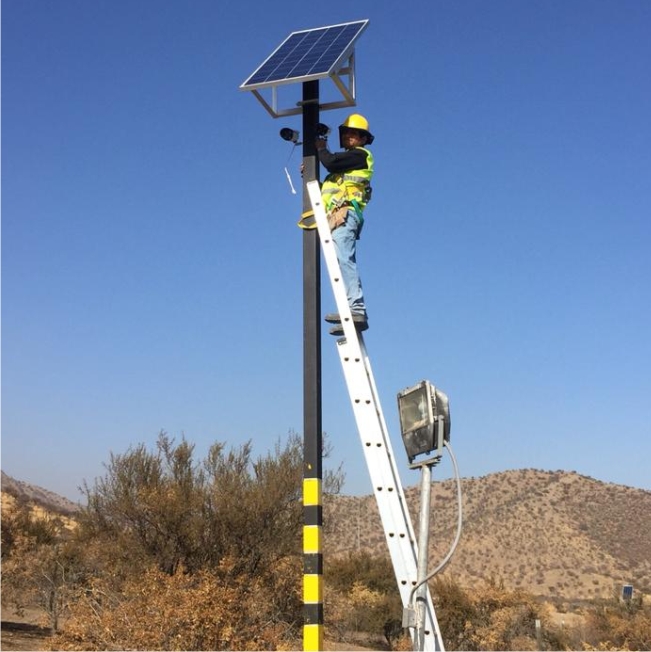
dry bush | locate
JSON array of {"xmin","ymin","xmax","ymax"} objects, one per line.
[
  {"xmin": 7, "ymin": 431, "xmax": 342, "ymax": 649},
  {"xmin": 1, "ymin": 500, "xmax": 82, "ymax": 632},
  {"xmin": 432, "ymin": 576, "xmax": 571, "ymax": 651},
  {"xmin": 580, "ymin": 597, "xmax": 651, "ymax": 651},
  {"xmin": 325, "ymin": 551, "xmax": 403, "ymax": 647},
  {"xmin": 49, "ymin": 556, "xmax": 301, "ymax": 651},
  {"xmin": 76, "ymin": 431, "xmax": 329, "ymax": 579}
]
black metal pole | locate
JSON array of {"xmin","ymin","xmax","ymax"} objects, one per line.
[
  {"xmin": 301, "ymin": 80, "xmax": 323, "ymax": 651},
  {"xmin": 302, "ymin": 84, "xmax": 321, "ymax": 476}
]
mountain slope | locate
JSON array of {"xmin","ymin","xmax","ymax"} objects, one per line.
[
  {"xmin": 324, "ymin": 469, "xmax": 651, "ymax": 601},
  {"xmin": 1, "ymin": 470, "xmax": 80, "ymax": 515}
]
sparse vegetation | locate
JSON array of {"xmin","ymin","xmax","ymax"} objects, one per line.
[
  {"xmin": 1, "ymin": 459, "xmax": 650, "ymax": 650},
  {"xmin": 572, "ymin": 593, "xmax": 651, "ymax": 651},
  {"xmin": 325, "ymin": 551, "xmax": 405, "ymax": 647},
  {"xmin": 325, "ymin": 469, "xmax": 651, "ymax": 601},
  {"xmin": 433, "ymin": 576, "xmax": 568, "ymax": 651},
  {"xmin": 3, "ymin": 432, "xmax": 337, "ymax": 650},
  {"xmin": 1, "ymin": 498, "xmax": 83, "ymax": 633}
]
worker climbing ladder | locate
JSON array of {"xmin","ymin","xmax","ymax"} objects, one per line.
[{"xmin": 306, "ymin": 181, "xmax": 444, "ymax": 652}]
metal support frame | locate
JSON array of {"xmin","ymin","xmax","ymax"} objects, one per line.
[{"xmin": 248, "ymin": 52, "xmax": 358, "ymax": 118}]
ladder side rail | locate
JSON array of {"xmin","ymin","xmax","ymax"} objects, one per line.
[
  {"xmin": 336, "ymin": 340, "xmax": 419, "ymax": 586},
  {"xmin": 307, "ymin": 180, "xmax": 443, "ymax": 650},
  {"xmin": 308, "ymin": 182, "xmax": 400, "ymax": 510},
  {"xmin": 335, "ymin": 339, "xmax": 443, "ymax": 650},
  {"xmin": 357, "ymin": 339, "xmax": 443, "ymax": 647},
  {"xmin": 306, "ymin": 181, "xmax": 420, "ymax": 592},
  {"xmin": 355, "ymin": 339, "xmax": 422, "ymax": 573},
  {"xmin": 358, "ymin": 338, "xmax": 415, "ymax": 541}
]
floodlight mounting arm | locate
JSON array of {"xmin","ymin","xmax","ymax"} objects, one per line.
[{"xmin": 409, "ymin": 450, "xmax": 443, "ymax": 471}]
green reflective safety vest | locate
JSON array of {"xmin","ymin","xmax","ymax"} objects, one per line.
[{"xmin": 321, "ymin": 147, "xmax": 374, "ymax": 213}]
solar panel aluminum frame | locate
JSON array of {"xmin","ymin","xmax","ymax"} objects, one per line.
[
  {"xmin": 240, "ymin": 20, "xmax": 368, "ymax": 118},
  {"xmin": 246, "ymin": 54, "xmax": 356, "ymax": 118}
]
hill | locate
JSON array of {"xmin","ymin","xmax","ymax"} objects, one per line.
[
  {"xmin": 324, "ymin": 469, "xmax": 651, "ymax": 602},
  {"xmin": 1, "ymin": 471, "xmax": 80, "ymax": 516},
  {"xmin": 3, "ymin": 468, "xmax": 650, "ymax": 603}
]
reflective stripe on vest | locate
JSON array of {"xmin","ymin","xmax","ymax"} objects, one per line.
[{"xmin": 321, "ymin": 147, "xmax": 374, "ymax": 212}]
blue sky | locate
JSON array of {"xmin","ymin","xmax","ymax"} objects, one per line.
[{"xmin": 2, "ymin": 0, "xmax": 650, "ymax": 502}]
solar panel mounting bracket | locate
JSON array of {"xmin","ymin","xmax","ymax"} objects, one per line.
[
  {"xmin": 245, "ymin": 51, "xmax": 358, "ymax": 118},
  {"xmin": 240, "ymin": 20, "xmax": 367, "ymax": 118}
]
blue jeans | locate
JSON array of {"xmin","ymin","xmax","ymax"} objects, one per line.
[{"xmin": 331, "ymin": 209, "xmax": 366, "ymax": 315}]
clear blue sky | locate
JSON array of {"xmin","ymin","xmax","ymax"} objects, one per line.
[{"xmin": 3, "ymin": 0, "xmax": 650, "ymax": 502}]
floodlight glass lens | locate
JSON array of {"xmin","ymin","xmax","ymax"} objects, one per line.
[{"xmin": 399, "ymin": 386, "xmax": 430, "ymax": 434}]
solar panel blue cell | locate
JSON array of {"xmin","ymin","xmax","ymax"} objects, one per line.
[{"xmin": 241, "ymin": 20, "xmax": 368, "ymax": 89}]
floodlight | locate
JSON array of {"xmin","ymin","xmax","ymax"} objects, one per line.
[{"xmin": 397, "ymin": 381, "xmax": 450, "ymax": 464}]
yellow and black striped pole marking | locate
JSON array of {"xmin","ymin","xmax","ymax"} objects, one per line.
[
  {"xmin": 301, "ymin": 79, "xmax": 322, "ymax": 651},
  {"xmin": 303, "ymin": 476, "xmax": 323, "ymax": 650}
]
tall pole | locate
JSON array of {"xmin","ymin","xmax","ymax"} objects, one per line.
[
  {"xmin": 414, "ymin": 463, "xmax": 433, "ymax": 651},
  {"xmin": 301, "ymin": 79, "xmax": 323, "ymax": 652}
]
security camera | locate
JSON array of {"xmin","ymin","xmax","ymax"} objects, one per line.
[
  {"xmin": 316, "ymin": 123, "xmax": 331, "ymax": 139},
  {"xmin": 280, "ymin": 128, "xmax": 300, "ymax": 144}
]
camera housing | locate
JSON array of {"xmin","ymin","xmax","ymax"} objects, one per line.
[
  {"xmin": 316, "ymin": 123, "xmax": 331, "ymax": 139},
  {"xmin": 280, "ymin": 128, "xmax": 300, "ymax": 144}
]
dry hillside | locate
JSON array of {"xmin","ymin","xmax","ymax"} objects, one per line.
[
  {"xmin": 1, "ymin": 471, "xmax": 80, "ymax": 516},
  {"xmin": 324, "ymin": 469, "xmax": 651, "ymax": 602},
  {"xmin": 3, "ymin": 468, "xmax": 650, "ymax": 603}
]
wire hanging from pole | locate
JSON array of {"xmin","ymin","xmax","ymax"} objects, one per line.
[
  {"xmin": 283, "ymin": 143, "xmax": 298, "ymax": 194},
  {"xmin": 408, "ymin": 440, "xmax": 464, "ymax": 608}
]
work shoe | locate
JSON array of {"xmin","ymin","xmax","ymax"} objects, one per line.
[{"xmin": 324, "ymin": 312, "xmax": 368, "ymax": 324}]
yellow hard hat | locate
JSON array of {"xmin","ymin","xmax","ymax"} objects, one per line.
[{"xmin": 339, "ymin": 113, "xmax": 375, "ymax": 145}]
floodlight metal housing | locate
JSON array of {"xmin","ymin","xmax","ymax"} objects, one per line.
[{"xmin": 397, "ymin": 381, "xmax": 451, "ymax": 464}]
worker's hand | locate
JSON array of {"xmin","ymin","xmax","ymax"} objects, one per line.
[{"xmin": 314, "ymin": 138, "xmax": 327, "ymax": 150}]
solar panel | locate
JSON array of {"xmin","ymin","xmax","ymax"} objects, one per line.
[{"xmin": 241, "ymin": 20, "xmax": 369, "ymax": 90}]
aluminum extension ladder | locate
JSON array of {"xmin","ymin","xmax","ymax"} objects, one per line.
[{"xmin": 307, "ymin": 181, "xmax": 444, "ymax": 652}]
